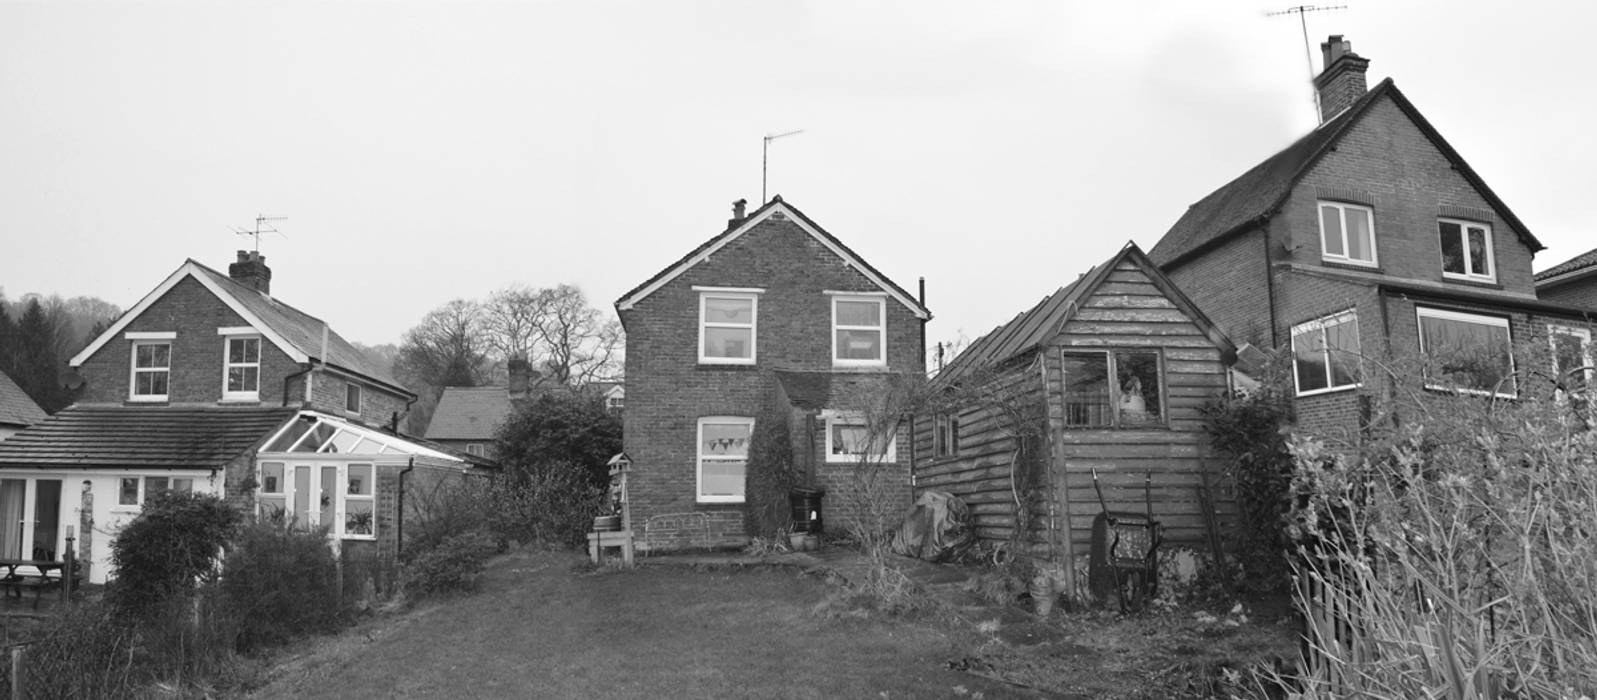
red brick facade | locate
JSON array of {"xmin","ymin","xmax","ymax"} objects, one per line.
[{"xmin": 617, "ymin": 201, "xmax": 927, "ymax": 546}]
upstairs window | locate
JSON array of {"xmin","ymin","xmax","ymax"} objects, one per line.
[
  {"xmin": 1062, "ymin": 350, "xmax": 1164, "ymax": 428},
  {"xmin": 223, "ymin": 336, "xmax": 261, "ymax": 401},
  {"xmin": 130, "ymin": 339, "xmax": 172, "ymax": 402},
  {"xmin": 1438, "ymin": 219, "xmax": 1495, "ymax": 282},
  {"xmin": 697, "ymin": 417, "xmax": 752, "ymax": 503},
  {"xmin": 698, "ymin": 290, "xmax": 759, "ymax": 365},
  {"xmin": 1291, "ymin": 311, "xmax": 1362, "ymax": 396},
  {"xmin": 1417, "ymin": 307, "xmax": 1516, "ymax": 398},
  {"xmin": 345, "ymin": 384, "xmax": 362, "ymax": 414},
  {"xmin": 1319, "ymin": 202, "xmax": 1377, "ymax": 267},
  {"xmin": 832, "ymin": 295, "xmax": 886, "ymax": 367},
  {"xmin": 1549, "ymin": 325, "xmax": 1593, "ymax": 400}
]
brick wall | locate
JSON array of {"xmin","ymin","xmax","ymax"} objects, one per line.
[
  {"xmin": 293, "ymin": 370, "xmax": 410, "ymax": 428},
  {"xmin": 620, "ymin": 211, "xmax": 924, "ymax": 545},
  {"xmin": 77, "ymin": 277, "xmax": 302, "ymax": 405},
  {"xmin": 1538, "ymin": 280, "xmax": 1597, "ymax": 311},
  {"xmin": 1164, "ymin": 229, "xmax": 1275, "ymax": 348}
]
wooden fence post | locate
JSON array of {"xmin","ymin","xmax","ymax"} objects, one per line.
[{"xmin": 11, "ymin": 645, "xmax": 23, "ymax": 700}]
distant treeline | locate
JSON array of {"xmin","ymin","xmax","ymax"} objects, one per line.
[{"xmin": 0, "ymin": 291, "xmax": 122, "ymax": 413}]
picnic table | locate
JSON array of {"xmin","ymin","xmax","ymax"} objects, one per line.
[{"xmin": 0, "ymin": 559, "xmax": 72, "ymax": 609}]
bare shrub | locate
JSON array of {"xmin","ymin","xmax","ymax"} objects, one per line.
[
  {"xmin": 400, "ymin": 530, "xmax": 500, "ymax": 597},
  {"xmin": 488, "ymin": 460, "xmax": 605, "ymax": 549},
  {"xmin": 221, "ymin": 521, "xmax": 347, "ymax": 652}
]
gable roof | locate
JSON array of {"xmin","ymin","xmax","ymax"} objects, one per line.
[
  {"xmin": 1536, "ymin": 246, "xmax": 1597, "ymax": 288},
  {"xmin": 0, "ymin": 371, "xmax": 46, "ymax": 428},
  {"xmin": 0, "ymin": 405, "xmax": 297, "ymax": 469},
  {"xmin": 70, "ymin": 259, "xmax": 409, "ymax": 397},
  {"xmin": 935, "ymin": 242, "xmax": 1234, "ymax": 386},
  {"xmin": 615, "ymin": 196, "xmax": 931, "ymax": 320},
  {"xmin": 424, "ymin": 386, "xmax": 513, "ymax": 441},
  {"xmin": 1149, "ymin": 79, "xmax": 1542, "ymax": 270}
]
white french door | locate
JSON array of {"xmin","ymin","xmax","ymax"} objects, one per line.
[{"xmin": 0, "ymin": 478, "xmax": 63, "ymax": 561}]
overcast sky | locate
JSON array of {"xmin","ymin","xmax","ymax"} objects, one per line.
[{"xmin": 3, "ymin": 1, "xmax": 1592, "ymax": 351}]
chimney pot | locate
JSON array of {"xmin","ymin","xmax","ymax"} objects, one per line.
[
  {"xmin": 729, "ymin": 198, "xmax": 749, "ymax": 229},
  {"xmin": 508, "ymin": 358, "xmax": 530, "ymax": 399}
]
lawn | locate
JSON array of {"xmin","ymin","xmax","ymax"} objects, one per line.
[{"xmin": 241, "ymin": 548, "xmax": 1052, "ymax": 699}]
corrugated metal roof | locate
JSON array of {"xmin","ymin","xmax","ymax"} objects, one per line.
[
  {"xmin": 424, "ymin": 387, "xmax": 512, "ymax": 440},
  {"xmin": 0, "ymin": 405, "xmax": 297, "ymax": 469},
  {"xmin": 0, "ymin": 371, "xmax": 46, "ymax": 428}
]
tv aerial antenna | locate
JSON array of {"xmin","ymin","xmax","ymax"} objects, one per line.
[
  {"xmin": 232, "ymin": 215, "xmax": 287, "ymax": 253},
  {"xmin": 1266, "ymin": 4, "xmax": 1347, "ymax": 118},
  {"xmin": 762, "ymin": 129, "xmax": 804, "ymax": 204}
]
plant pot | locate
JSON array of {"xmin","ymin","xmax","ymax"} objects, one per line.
[
  {"xmin": 803, "ymin": 534, "xmax": 820, "ymax": 551},
  {"xmin": 593, "ymin": 515, "xmax": 621, "ymax": 532},
  {"xmin": 788, "ymin": 532, "xmax": 807, "ymax": 550}
]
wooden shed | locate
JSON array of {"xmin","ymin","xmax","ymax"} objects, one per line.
[{"xmin": 912, "ymin": 242, "xmax": 1237, "ymax": 579}]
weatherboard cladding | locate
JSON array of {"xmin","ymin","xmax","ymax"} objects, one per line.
[
  {"xmin": 1148, "ymin": 79, "xmax": 1540, "ymax": 271},
  {"xmin": 0, "ymin": 406, "xmax": 297, "ymax": 469},
  {"xmin": 0, "ymin": 371, "xmax": 46, "ymax": 428}
]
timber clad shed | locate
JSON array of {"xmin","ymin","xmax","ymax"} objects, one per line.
[{"xmin": 913, "ymin": 242, "xmax": 1237, "ymax": 572}]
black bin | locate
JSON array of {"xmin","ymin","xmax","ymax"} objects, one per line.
[{"xmin": 789, "ymin": 488, "xmax": 825, "ymax": 534}]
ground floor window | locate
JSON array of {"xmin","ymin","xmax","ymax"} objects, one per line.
[
  {"xmin": 1291, "ymin": 310, "xmax": 1362, "ymax": 396},
  {"xmin": 1416, "ymin": 307, "xmax": 1516, "ymax": 397},
  {"xmin": 825, "ymin": 413, "xmax": 897, "ymax": 463},
  {"xmin": 256, "ymin": 461, "xmax": 377, "ymax": 540},
  {"xmin": 118, "ymin": 475, "xmax": 193, "ymax": 506},
  {"xmin": 1062, "ymin": 350, "xmax": 1165, "ymax": 427},
  {"xmin": 697, "ymin": 418, "xmax": 752, "ymax": 503},
  {"xmin": 1549, "ymin": 324, "xmax": 1593, "ymax": 399}
]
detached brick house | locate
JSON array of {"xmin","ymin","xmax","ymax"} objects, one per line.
[
  {"xmin": 1536, "ymin": 248, "xmax": 1597, "ymax": 312},
  {"xmin": 615, "ymin": 197, "xmax": 931, "ymax": 547},
  {"xmin": 1147, "ymin": 36, "xmax": 1595, "ymax": 441},
  {"xmin": 0, "ymin": 252, "xmax": 472, "ymax": 583}
]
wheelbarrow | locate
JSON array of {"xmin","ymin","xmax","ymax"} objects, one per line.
[{"xmin": 1090, "ymin": 469, "xmax": 1162, "ymax": 612}]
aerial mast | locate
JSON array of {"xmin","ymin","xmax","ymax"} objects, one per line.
[
  {"xmin": 762, "ymin": 129, "xmax": 804, "ymax": 204},
  {"xmin": 1266, "ymin": 4, "xmax": 1348, "ymax": 119}
]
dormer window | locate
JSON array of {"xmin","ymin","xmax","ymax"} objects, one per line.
[
  {"xmin": 1318, "ymin": 201, "xmax": 1377, "ymax": 267},
  {"xmin": 1438, "ymin": 218, "xmax": 1495, "ymax": 282},
  {"xmin": 127, "ymin": 332, "xmax": 174, "ymax": 402},
  {"xmin": 697, "ymin": 288, "xmax": 760, "ymax": 365},
  {"xmin": 831, "ymin": 294, "xmax": 886, "ymax": 367},
  {"xmin": 223, "ymin": 335, "xmax": 261, "ymax": 401}
]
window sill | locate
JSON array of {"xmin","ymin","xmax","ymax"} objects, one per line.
[
  {"xmin": 1295, "ymin": 384, "xmax": 1361, "ymax": 399},
  {"xmin": 219, "ymin": 398, "xmax": 261, "ymax": 405},
  {"xmin": 1320, "ymin": 259, "xmax": 1381, "ymax": 273},
  {"xmin": 340, "ymin": 535, "xmax": 377, "ymax": 542},
  {"xmin": 1440, "ymin": 275, "xmax": 1502, "ymax": 290},
  {"xmin": 127, "ymin": 397, "xmax": 168, "ymax": 404},
  {"xmin": 696, "ymin": 498, "xmax": 745, "ymax": 506},
  {"xmin": 695, "ymin": 364, "xmax": 758, "ymax": 371}
]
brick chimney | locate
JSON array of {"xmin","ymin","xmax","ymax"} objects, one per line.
[
  {"xmin": 508, "ymin": 358, "xmax": 530, "ymax": 400},
  {"xmin": 229, "ymin": 250, "xmax": 272, "ymax": 295},
  {"xmin": 1313, "ymin": 35, "xmax": 1370, "ymax": 123},
  {"xmin": 728, "ymin": 198, "xmax": 748, "ymax": 229}
]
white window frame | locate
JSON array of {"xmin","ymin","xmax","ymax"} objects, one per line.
[
  {"xmin": 114, "ymin": 474, "xmax": 195, "ymax": 510},
  {"xmin": 697, "ymin": 288, "xmax": 760, "ymax": 365},
  {"xmin": 830, "ymin": 293, "xmax": 887, "ymax": 368},
  {"xmin": 466, "ymin": 443, "xmax": 485, "ymax": 457},
  {"xmin": 1438, "ymin": 218, "xmax": 1496, "ymax": 283},
  {"xmin": 1318, "ymin": 201, "xmax": 1378, "ymax": 267},
  {"xmin": 345, "ymin": 383, "xmax": 362, "ymax": 414},
  {"xmin": 1416, "ymin": 307, "xmax": 1516, "ymax": 398},
  {"xmin": 824, "ymin": 412, "xmax": 898, "ymax": 464},
  {"xmin": 1548, "ymin": 325, "xmax": 1593, "ymax": 401},
  {"xmin": 696, "ymin": 416, "xmax": 753, "ymax": 503},
  {"xmin": 128, "ymin": 333, "xmax": 175, "ymax": 402},
  {"xmin": 1290, "ymin": 310, "xmax": 1363, "ymax": 397},
  {"xmin": 255, "ymin": 461, "xmax": 377, "ymax": 541},
  {"xmin": 220, "ymin": 332, "xmax": 261, "ymax": 402}
]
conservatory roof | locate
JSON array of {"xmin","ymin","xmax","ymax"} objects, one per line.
[{"xmin": 259, "ymin": 411, "xmax": 463, "ymax": 462}]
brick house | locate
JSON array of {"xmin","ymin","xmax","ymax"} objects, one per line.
[
  {"xmin": 0, "ymin": 252, "xmax": 473, "ymax": 583},
  {"xmin": 615, "ymin": 197, "xmax": 931, "ymax": 547},
  {"xmin": 1537, "ymin": 248, "xmax": 1597, "ymax": 311},
  {"xmin": 1147, "ymin": 36, "xmax": 1595, "ymax": 443},
  {"xmin": 910, "ymin": 243, "xmax": 1236, "ymax": 590}
]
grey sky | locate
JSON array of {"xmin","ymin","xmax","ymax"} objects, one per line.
[{"xmin": 3, "ymin": 1, "xmax": 1591, "ymax": 349}]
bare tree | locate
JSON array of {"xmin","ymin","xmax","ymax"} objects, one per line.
[
  {"xmin": 528, "ymin": 285, "xmax": 622, "ymax": 386},
  {"xmin": 481, "ymin": 285, "xmax": 547, "ymax": 364},
  {"xmin": 396, "ymin": 299, "xmax": 493, "ymax": 389}
]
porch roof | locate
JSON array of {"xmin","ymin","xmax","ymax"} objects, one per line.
[
  {"xmin": 0, "ymin": 405, "xmax": 298, "ymax": 469},
  {"xmin": 259, "ymin": 411, "xmax": 466, "ymax": 463}
]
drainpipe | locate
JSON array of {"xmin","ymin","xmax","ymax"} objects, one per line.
[
  {"xmin": 397, "ymin": 457, "xmax": 415, "ymax": 559},
  {"xmin": 389, "ymin": 393, "xmax": 420, "ymax": 435}
]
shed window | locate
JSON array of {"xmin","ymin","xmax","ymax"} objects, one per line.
[
  {"xmin": 933, "ymin": 413, "xmax": 961, "ymax": 458},
  {"xmin": 1063, "ymin": 350, "xmax": 1164, "ymax": 428},
  {"xmin": 1417, "ymin": 307, "xmax": 1515, "ymax": 397}
]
